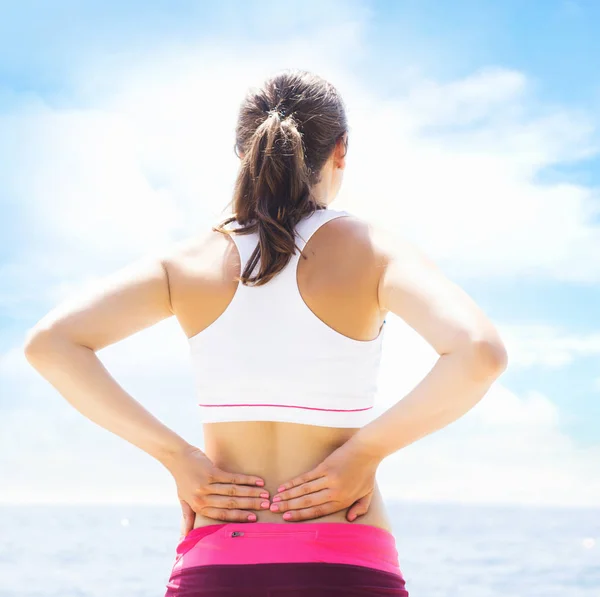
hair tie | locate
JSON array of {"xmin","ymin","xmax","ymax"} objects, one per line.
[{"xmin": 269, "ymin": 106, "xmax": 287, "ymax": 119}]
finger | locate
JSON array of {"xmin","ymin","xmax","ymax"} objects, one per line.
[
  {"xmin": 200, "ymin": 508, "xmax": 258, "ymax": 523},
  {"xmin": 207, "ymin": 483, "xmax": 270, "ymax": 499},
  {"xmin": 276, "ymin": 464, "xmax": 327, "ymax": 494},
  {"xmin": 212, "ymin": 469, "xmax": 265, "ymax": 487},
  {"xmin": 280, "ymin": 502, "xmax": 338, "ymax": 522},
  {"xmin": 270, "ymin": 489, "xmax": 332, "ymax": 513},
  {"xmin": 204, "ymin": 495, "xmax": 270, "ymax": 511},
  {"xmin": 180, "ymin": 500, "xmax": 196, "ymax": 537},
  {"xmin": 347, "ymin": 494, "xmax": 372, "ymax": 522},
  {"xmin": 273, "ymin": 478, "xmax": 327, "ymax": 502}
]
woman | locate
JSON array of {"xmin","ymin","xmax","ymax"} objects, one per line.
[{"xmin": 24, "ymin": 69, "xmax": 508, "ymax": 596}]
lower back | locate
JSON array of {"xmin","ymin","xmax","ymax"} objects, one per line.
[{"xmin": 193, "ymin": 421, "xmax": 392, "ymax": 531}]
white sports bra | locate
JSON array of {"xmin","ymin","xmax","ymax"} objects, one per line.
[{"xmin": 188, "ymin": 207, "xmax": 386, "ymax": 428}]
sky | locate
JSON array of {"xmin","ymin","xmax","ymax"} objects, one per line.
[{"xmin": 1, "ymin": 0, "xmax": 599, "ymax": 507}]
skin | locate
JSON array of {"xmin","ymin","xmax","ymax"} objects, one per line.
[{"xmin": 23, "ymin": 132, "xmax": 508, "ymax": 537}]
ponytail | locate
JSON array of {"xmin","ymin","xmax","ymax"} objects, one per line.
[{"xmin": 214, "ymin": 70, "xmax": 348, "ymax": 286}]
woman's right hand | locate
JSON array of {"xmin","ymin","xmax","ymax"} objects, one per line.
[{"xmin": 163, "ymin": 445, "xmax": 271, "ymax": 534}]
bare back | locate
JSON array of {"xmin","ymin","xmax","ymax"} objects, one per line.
[{"xmin": 164, "ymin": 215, "xmax": 392, "ymax": 530}]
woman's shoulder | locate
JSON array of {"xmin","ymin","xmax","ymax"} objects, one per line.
[
  {"xmin": 158, "ymin": 221, "xmax": 239, "ymax": 285},
  {"xmin": 323, "ymin": 210, "xmax": 414, "ymax": 264}
]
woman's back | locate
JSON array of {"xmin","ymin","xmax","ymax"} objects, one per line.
[{"xmin": 164, "ymin": 210, "xmax": 392, "ymax": 529}]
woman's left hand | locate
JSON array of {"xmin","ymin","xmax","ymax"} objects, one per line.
[{"xmin": 270, "ymin": 436, "xmax": 383, "ymax": 522}]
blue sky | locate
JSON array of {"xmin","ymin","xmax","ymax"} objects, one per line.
[
  {"xmin": 3, "ymin": 1, "xmax": 600, "ymax": 104},
  {"xmin": 1, "ymin": 0, "xmax": 599, "ymax": 505}
]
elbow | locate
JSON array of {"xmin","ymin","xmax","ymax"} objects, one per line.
[
  {"xmin": 23, "ymin": 327, "xmax": 61, "ymax": 364},
  {"xmin": 469, "ymin": 336, "xmax": 509, "ymax": 378},
  {"xmin": 449, "ymin": 327, "xmax": 508, "ymax": 379}
]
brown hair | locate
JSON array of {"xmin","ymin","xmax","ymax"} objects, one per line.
[{"xmin": 214, "ymin": 69, "xmax": 348, "ymax": 286}]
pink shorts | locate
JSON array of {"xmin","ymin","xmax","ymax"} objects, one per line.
[{"xmin": 164, "ymin": 521, "xmax": 409, "ymax": 596}]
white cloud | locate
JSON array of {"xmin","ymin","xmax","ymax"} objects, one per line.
[
  {"xmin": 378, "ymin": 385, "xmax": 600, "ymax": 508},
  {"xmin": 343, "ymin": 67, "xmax": 600, "ymax": 283},
  {"xmin": 497, "ymin": 323, "xmax": 600, "ymax": 369},
  {"xmin": 374, "ymin": 318, "xmax": 600, "ymax": 508},
  {"xmin": 3, "ymin": 106, "xmax": 186, "ymax": 257}
]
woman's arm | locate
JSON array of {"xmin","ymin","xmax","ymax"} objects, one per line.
[
  {"xmin": 23, "ymin": 253, "xmax": 192, "ymax": 464},
  {"xmin": 271, "ymin": 228, "xmax": 508, "ymax": 521},
  {"xmin": 24, "ymin": 252, "xmax": 267, "ymax": 523},
  {"xmin": 353, "ymin": 229, "xmax": 508, "ymax": 459}
]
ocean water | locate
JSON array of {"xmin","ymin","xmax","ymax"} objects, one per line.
[{"xmin": 0, "ymin": 502, "xmax": 598, "ymax": 597}]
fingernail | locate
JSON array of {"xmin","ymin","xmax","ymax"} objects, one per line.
[
  {"xmin": 248, "ymin": 514, "xmax": 257, "ymax": 521},
  {"xmin": 272, "ymin": 496, "xmax": 282, "ymax": 503},
  {"xmin": 256, "ymin": 480, "xmax": 265, "ymax": 486},
  {"xmin": 270, "ymin": 504, "xmax": 279, "ymax": 512},
  {"xmin": 283, "ymin": 513, "xmax": 292, "ymax": 520},
  {"xmin": 259, "ymin": 492, "xmax": 269, "ymax": 499},
  {"xmin": 261, "ymin": 501, "xmax": 270, "ymax": 509},
  {"xmin": 277, "ymin": 485, "xmax": 285, "ymax": 492}
]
